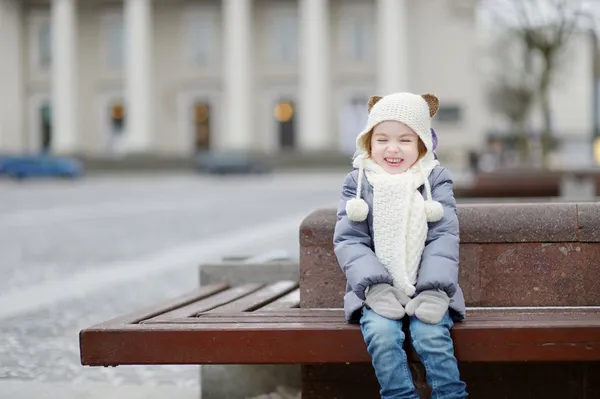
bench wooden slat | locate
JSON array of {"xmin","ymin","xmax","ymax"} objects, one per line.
[
  {"xmin": 80, "ymin": 307, "xmax": 600, "ymax": 366},
  {"xmin": 150, "ymin": 316, "xmax": 344, "ymax": 324},
  {"xmin": 146, "ymin": 306, "xmax": 600, "ymax": 326},
  {"xmin": 259, "ymin": 288, "xmax": 300, "ymax": 310},
  {"xmin": 198, "ymin": 309, "xmax": 344, "ymax": 317},
  {"xmin": 141, "ymin": 283, "xmax": 265, "ymax": 323},
  {"xmin": 204, "ymin": 280, "xmax": 298, "ymax": 313},
  {"xmin": 84, "ymin": 283, "xmax": 230, "ymax": 327},
  {"xmin": 189, "ymin": 307, "xmax": 600, "ymax": 319}
]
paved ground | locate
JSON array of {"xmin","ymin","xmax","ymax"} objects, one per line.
[{"xmin": 0, "ymin": 171, "xmax": 346, "ymax": 398}]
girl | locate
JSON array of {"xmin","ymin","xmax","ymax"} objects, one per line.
[{"xmin": 333, "ymin": 92, "xmax": 468, "ymax": 399}]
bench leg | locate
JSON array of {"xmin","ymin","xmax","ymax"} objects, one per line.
[{"xmin": 301, "ymin": 363, "xmax": 430, "ymax": 399}]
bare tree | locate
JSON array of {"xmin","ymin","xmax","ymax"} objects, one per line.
[
  {"xmin": 484, "ymin": 26, "xmax": 537, "ymax": 162},
  {"xmin": 488, "ymin": 80, "xmax": 536, "ymax": 161},
  {"xmin": 483, "ymin": 0, "xmax": 595, "ymax": 167}
]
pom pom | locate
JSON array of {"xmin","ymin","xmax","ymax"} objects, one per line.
[
  {"xmin": 346, "ymin": 198, "xmax": 369, "ymax": 222},
  {"xmin": 425, "ymin": 200, "xmax": 444, "ymax": 222}
]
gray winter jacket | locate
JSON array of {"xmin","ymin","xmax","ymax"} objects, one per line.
[{"xmin": 333, "ymin": 166, "xmax": 466, "ymax": 324}]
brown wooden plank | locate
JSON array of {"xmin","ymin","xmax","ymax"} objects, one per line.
[
  {"xmin": 196, "ymin": 309, "xmax": 338, "ymax": 318},
  {"xmin": 188, "ymin": 307, "xmax": 600, "ymax": 320},
  {"xmin": 148, "ymin": 309, "xmax": 600, "ymax": 327},
  {"xmin": 259, "ymin": 288, "xmax": 300, "ymax": 311},
  {"xmin": 204, "ymin": 280, "xmax": 298, "ymax": 313},
  {"xmin": 80, "ymin": 324, "xmax": 366, "ymax": 366},
  {"xmin": 142, "ymin": 283, "xmax": 265, "ymax": 323},
  {"xmin": 80, "ymin": 322, "xmax": 600, "ymax": 366},
  {"xmin": 83, "ymin": 283, "xmax": 230, "ymax": 328},
  {"xmin": 205, "ymin": 309, "xmax": 343, "ymax": 317},
  {"xmin": 148, "ymin": 316, "xmax": 343, "ymax": 324},
  {"xmin": 80, "ymin": 307, "xmax": 600, "ymax": 366}
]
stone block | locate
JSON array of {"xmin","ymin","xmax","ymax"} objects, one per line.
[
  {"xmin": 202, "ymin": 365, "xmax": 300, "ymax": 399},
  {"xmin": 577, "ymin": 203, "xmax": 600, "ymax": 242},
  {"xmin": 198, "ymin": 256, "xmax": 300, "ymax": 399},
  {"xmin": 199, "ymin": 259, "xmax": 298, "ymax": 286},
  {"xmin": 560, "ymin": 174, "xmax": 596, "ymax": 200},
  {"xmin": 457, "ymin": 203, "xmax": 579, "ymax": 243}
]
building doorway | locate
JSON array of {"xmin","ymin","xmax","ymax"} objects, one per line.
[
  {"xmin": 40, "ymin": 102, "xmax": 52, "ymax": 153},
  {"xmin": 193, "ymin": 102, "xmax": 211, "ymax": 152},
  {"xmin": 29, "ymin": 94, "xmax": 52, "ymax": 153},
  {"xmin": 274, "ymin": 99, "xmax": 296, "ymax": 150},
  {"xmin": 107, "ymin": 100, "xmax": 126, "ymax": 156},
  {"xmin": 178, "ymin": 92, "xmax": 217, "ymax": 155}
]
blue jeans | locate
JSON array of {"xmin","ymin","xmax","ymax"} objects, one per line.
[{"xmin": 360, "ymin": 307, "xmax": 467, "ymax": 399}]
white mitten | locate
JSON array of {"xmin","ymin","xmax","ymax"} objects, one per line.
[
  {"xmin": 364, "ymin": 283, "xmax": 412, "ymax": 320},
  {"xmin": 405, "ymin": 290, "xmax": 450, "ymax": 324}
]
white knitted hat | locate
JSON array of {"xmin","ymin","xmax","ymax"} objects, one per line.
[
  {"xmin": 355, "ymin": 92, "xmax": 439, "ymax": 154},
  {"xmin": 346, "ymin": 92, "xmax": 444, "ymax": 223}
]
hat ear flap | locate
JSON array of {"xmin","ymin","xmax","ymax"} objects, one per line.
[
  {"xmin": 421, "ymin": 94, "xmax": 439, "ymax": 118},
  {"xmin": 367, "ymin": 96, "xmax": 383, "ymax": 112}
]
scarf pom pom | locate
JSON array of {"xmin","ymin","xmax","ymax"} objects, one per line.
[
  {"xmin": 425, "ymin": 200, "xmax": 444, "ymax": 222},
  {"xmin": 346, "ymin": 198, "xmax": 369, "ymax": 222}
]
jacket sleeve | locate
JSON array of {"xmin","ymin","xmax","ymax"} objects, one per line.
[
  {"xmin": 415, "ymin": 167, "xmax": 460, "ymax": 298},
  {"xmin": 333, "ymin": 172, "xmax": 393, "ymax": 301}
]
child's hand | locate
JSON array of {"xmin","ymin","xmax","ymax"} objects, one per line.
[
  {"xmin": 405, "ymin": 290, "xmax": 450, "ymax": 324},
  {"xmin": 364, "ymin": 283, "xmax": 411, "ymax": 320}
]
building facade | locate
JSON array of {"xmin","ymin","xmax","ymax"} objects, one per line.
[{"xmin": 0, "ymin": 0, "xmax": 485, "ymax": 164}]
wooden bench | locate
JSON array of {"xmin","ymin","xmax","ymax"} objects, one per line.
[
  {"xmin": 454, "ymin": 168, "xmax": 600, "ymax": 199},
  {"xmin": 80, "ymin": 202, "xmax": 600, "ymax": 398},
  {"xmin": 80, "ymin": 281, "xmax": 600, "ymax": 367}
]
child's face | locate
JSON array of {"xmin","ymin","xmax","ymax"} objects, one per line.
[{"xmin": 370, "ymin": 121, "xmax": 420, "ymax": 174}]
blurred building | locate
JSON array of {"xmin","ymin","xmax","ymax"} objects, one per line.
[{"xmin": 0, "ymin": 0, "xmax": 485, "ymax": 166}]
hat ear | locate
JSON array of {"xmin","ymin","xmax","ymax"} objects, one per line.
[
  {"xmin": 421, "ymin": 94, "xmax": 439, "ymax": 118},
  {"xmin": 367, "ymin": 96, "xmax": 382, "ymax": 112}
]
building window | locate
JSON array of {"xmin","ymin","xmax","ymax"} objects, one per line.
[
  {"xmin": 39, "ymin": 21, "xmax": 52, "ymax": 68},
  {"xmin": 436, "ymin": 105, "xmax": 462, "ymax": 123},
  {"xmin": 347, "ymin": 18, "xmax": 371, "ymax": 61},
  {"xmin": 271, "ymin": 13, "xmax": 298, "ymax": 63},
  {"xmin": 339, "ymin": 95, "xmax": 369, "ymax": 154},
  {"xmin": 183, "ymin": 10, "xmax": 217, "ymax": 66},
  {"xmin": 106, "ymin": 14, "xmax": 125, "ymax": 68},
  {"xmin": 338, "ymin": 7, "xmax": 373, "ymax": 63}
]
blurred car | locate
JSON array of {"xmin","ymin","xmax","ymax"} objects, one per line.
[
  {"xmin": 0, "ymin": 154, "xmax": 84, "ymax": 180},
  {"xmin": 195, "ymin": 151, "xmax": 271, "ymax": 175}
]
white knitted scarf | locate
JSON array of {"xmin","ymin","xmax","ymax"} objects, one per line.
[{"xmin": 352, "ymin": 154, "xmax": 440, "ymax": 297}]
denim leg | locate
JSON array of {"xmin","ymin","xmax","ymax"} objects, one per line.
[
  {"xmin": 409, "ymin": 312, "xmax": 468, "ymax": 399},
  {"xmin": 360, "ymin": 307, "xmax": 419, "ymax": 399}
]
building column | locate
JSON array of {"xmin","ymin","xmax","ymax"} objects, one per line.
[
  {"xmin": 376, "ymin": 0, "xmax": 409, "ymax": 94},
  {"xmin": 222, "ymin": 0, "xmax": 253, "ymax": 151},
  {"xmin": 298, "ymin": 0, "xmax": 330, "ymax": 151},
  {"xmin": 51, "ymin": 0, "xmax": 77, "ymax": 154},
  {"xmin": 124, "ymin": 0, "xmax": 153, "ymax": 152},
  {"xmin": 0, "ymin": 0, "xmax": 24, "ymax": 152}
]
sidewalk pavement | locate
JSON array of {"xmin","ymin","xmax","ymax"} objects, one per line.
[{"xmin": 0, "ymin": 380, "xmax": 199, "ymax": 399}]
